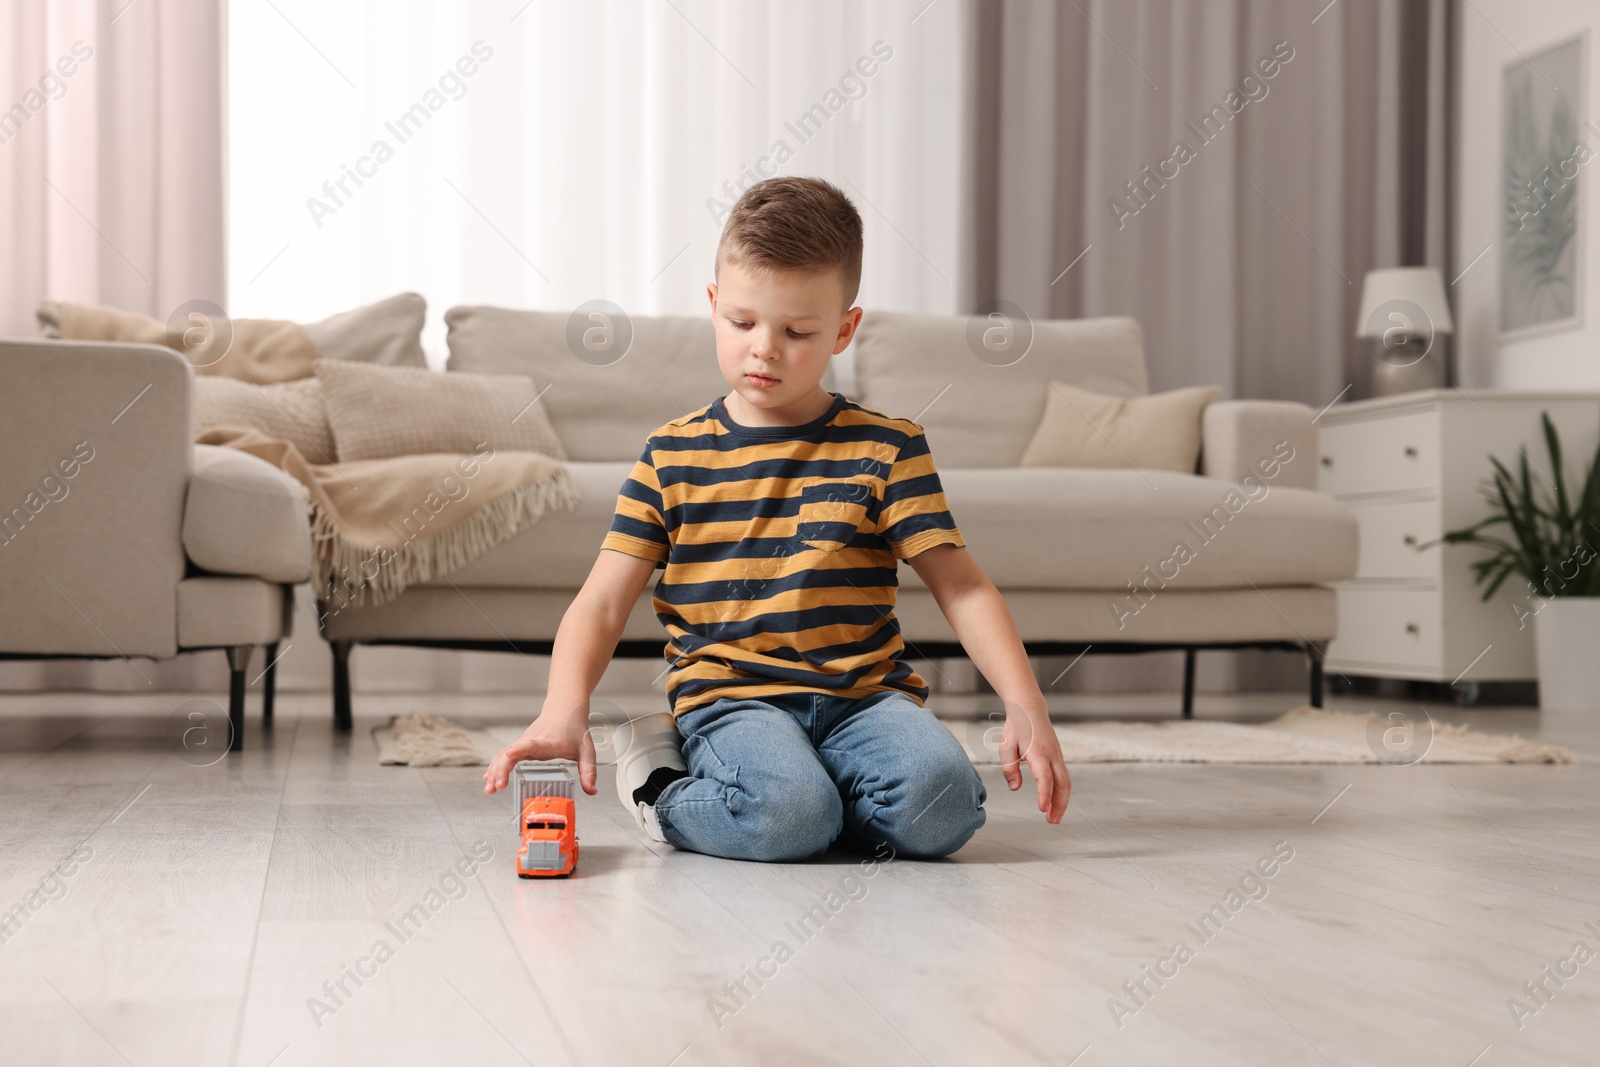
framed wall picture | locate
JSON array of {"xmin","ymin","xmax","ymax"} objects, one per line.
[{"xmin": 1501, "ymin": 31, "xmax": 1586, "ymax": 340}]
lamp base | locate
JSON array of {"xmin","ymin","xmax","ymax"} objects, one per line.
[{"xmin": 1370, "ymin": 336, "xmax": 1448, "ymax": 396}]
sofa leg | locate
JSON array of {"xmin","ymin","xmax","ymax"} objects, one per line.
[
  {"xmin": 1307, "ymin": 641, "xmax": 1327, "ymax": 708},
  {"xmin": 1181, "ymin": 648, "xmax": 1196, "ymax": 719},
  {"xmin": 226, "ymin": 646, "xmax": 254, "ymax": 753},
  {"xmin": 262, "ymin": 641, "xmax": 279, "ymax": 725},
  {"xmin": 330, "ymin": 639, "xmax": 354, "ymax": 733}
]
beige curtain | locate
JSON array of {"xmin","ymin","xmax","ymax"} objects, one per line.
[
  {"xmin": 0, "ymin": 0, "xmax": 229, "ymax": 694},
  {"xmin": 959, "ymin": 0, "xmax": 1453, "ymax": 695}
]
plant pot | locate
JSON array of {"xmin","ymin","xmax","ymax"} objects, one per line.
[{"xmin": 1533, "ymin": 597, "xmax": 1600, "ymax": 711}]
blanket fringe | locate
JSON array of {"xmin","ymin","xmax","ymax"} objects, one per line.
[{"xmin": 315, "ymin": 465, "xmax": 579, "ymax": 610}]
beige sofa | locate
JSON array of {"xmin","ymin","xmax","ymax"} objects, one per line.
[
  {"xmin": 0, "ymin": 340, "xmax": 313, "ymax": 750},
  {"xmin": 317, "ymin": 308, "xmax": 1359, "ymax": 728}
]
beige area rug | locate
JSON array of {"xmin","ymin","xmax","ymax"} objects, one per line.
[
  {"xmin": 959, "ymin": 706, "xmax": 1575, "ymax": 765},
  {"xmin": 373, "ymin": 713, "xmax": 499, "ymax": 766},
  {"xmin": 373, "ymin": 706, "xmax": 1575, "ymax": 767}
]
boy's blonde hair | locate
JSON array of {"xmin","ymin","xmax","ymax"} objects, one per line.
[{"xmin": 715, "ymin": 177, "xmax": 864, "ymax": 309}]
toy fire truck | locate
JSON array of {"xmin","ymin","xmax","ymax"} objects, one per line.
[{"xmin": 512, "ymin": 762, "xmax": 578, "ymax": 878}]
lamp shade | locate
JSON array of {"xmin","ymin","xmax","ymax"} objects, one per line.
[{"xmin": 1356, "ymin": 267, "xmax": 1454, "ymax": 338}]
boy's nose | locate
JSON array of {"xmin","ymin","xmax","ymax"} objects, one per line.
[{"xmin": 752, "ymin": 326, "xmax": 784, "ymax": 354}]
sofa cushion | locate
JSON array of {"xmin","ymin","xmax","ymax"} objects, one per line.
[
  {"xmin": 315, "ymin": 359, "xmax": 566, "ymax": 462},
  {"xmin": 431, "ymin": 462, "xmax": 1358, "ymax": 593},
  {"xmin": 184, "ymin": 445, "xmax": 312, "ymax": 583},
  {"xmin": 937, "ymin": 467, "xmax": 1357, "ymax": 591},
  {"xmin": 300, "ymin": 292, "xmax": 429, "ymax": 372},
  {"xmin": 193, "ymin": 376, "xmax": 339, "ymax": 465},
  {"xmin": 177, "ymin": 577, "xmax": 290, "ymax": 649},
  {"xmin": 443, "ymin": 306, "xmax": 837, "ymax": 462},
  {"xmin": 37, "ymin": 292, "xmax": 428, "ymax": 383},
  {"xmin": 1020, "ymin": 382, "xmax": 1220, "ymax": 471},
  {"xmin": 852, "ymin": 311, "xmax": 1147, "ymax": 469},
  {"xmin": 424, "ymin": 461, "xmax": 637, "ymax": 588}
]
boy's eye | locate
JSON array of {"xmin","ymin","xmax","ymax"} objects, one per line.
[{"xmin": 729, "ymin": 319, "xmax": 811, "ymax": 339}]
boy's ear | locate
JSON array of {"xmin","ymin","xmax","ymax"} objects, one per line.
[
  {"xmin": 833, "ymin": 306, "xmax": 864, "ymax": 354},
  {"xmin": 706, "ymin": 282, "xmax": 718, "ymax": 311}
]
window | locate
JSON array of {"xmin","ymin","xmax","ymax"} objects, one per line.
[{"xmin": 228, "ymin": 1, "xmax": 966, "ymax": 363}]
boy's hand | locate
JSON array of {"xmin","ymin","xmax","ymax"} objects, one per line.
[
  {"xmin": 483, "ymin": 708, "xmax": 598, "ymax": 796},
  {"xmin": 999, "ymin": 708, "xmax": 1071, "ymax": 824}
]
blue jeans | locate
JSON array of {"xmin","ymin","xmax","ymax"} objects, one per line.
[{"xmin": 653, "ymin": 689, "xmax": 987, "ymax": 862}]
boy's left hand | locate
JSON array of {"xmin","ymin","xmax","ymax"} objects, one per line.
[{"xmin": 999, "ymin": 708, "xmax": 1071, "ymax": 824}]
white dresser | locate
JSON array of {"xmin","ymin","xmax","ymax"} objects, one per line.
[{"xmin": 1317, "ymin": 390, "xmax": 1600, "ymax": 683}]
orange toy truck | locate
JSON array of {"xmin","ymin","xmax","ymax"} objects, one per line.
[{"xmin": 513, "ymin": 762, "xmax": 578, "ymax": 878}]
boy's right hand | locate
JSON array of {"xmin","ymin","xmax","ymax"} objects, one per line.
[{"xmin": 483, "ymin": 709, "xmax": 598, "ymax": 796}]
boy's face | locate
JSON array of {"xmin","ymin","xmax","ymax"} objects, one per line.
[{"xmin": 707, "ymin": 258, "xmax": 863, "ymax": 426}]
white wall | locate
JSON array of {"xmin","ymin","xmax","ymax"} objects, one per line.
[{"xmin": 1456, "ymin": 1, "xmax": 1600, "ymax": 387}]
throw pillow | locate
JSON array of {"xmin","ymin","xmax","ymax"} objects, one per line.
[
  {"xmin": 442, "ymin": 305, "xmax": 754, "ymax": 464},
  {"xmin": 315, "ymin": 359, "xmax": 567, "ymax": 462},
  {"xmin": 850, "ymin": 310, "xmax": 1148, "ymax": 468},
  {"xmin": 193, "ymin": 377, "xmax": 339, "ymax": 466},
  {"xmin": 1019, "ymin": 381, "xmax": 1221, "ymax": 472},
  {"xmin": 35, "ymin": 292, "xmax": 428, "ymax": 384}
]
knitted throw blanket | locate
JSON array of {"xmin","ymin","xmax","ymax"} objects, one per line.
[{"xmin": 196, "ymin": 425, "xmax": 578, "ymax": 610}]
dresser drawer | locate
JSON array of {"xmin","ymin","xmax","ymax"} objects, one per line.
[
  {"xmin": 1349, "ymin": 499, "xmax": 1442, "ymax": 580},
  {"xmin": 1328, "ymin": 587, "xmax": 1443, "ymax": 673},
  {"xmin": 1318, "ymin": 407, "xmax": 1441, "ymax": 496}
]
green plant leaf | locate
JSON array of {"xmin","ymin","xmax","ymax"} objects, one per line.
[{"xmin": 1442, "ymin": 414, "xmax": 1600, "ymax": 599}]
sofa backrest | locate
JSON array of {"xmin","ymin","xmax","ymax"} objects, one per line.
[
  {"xmin": 445, "ymin": 306, "xmax": 838, "ymax": 462},
  {"xmin": 851, "ymin": 312, "xmax": 1148, "ymax": 468}
]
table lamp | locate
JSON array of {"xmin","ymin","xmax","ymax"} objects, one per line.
[{"xmin": 1356, "ymin": 266, "xmax": 1454, "ymax": 395}]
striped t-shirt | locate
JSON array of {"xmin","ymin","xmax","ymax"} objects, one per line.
[{"xmin": 599, "ymin": 390, "xmax": 966, "ymax": 719}]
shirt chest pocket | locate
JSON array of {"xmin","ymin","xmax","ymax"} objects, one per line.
[{"xmin": 795, "ymin": 476, "xmax": 879, "ymax": 553}]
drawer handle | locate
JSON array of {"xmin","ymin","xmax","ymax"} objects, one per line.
[
  {"xmin": 1403, "ymin": 534, "xmax": 1417, "ymax": 546},
  {"xmin": 1404, "ymin": 622, "xmax": 1420, "ymax": 635},
  {"xmin": 1403, "ymin": 445, "xmax": 1418, "ymax": 458},
  {"xmin": 1320, "ymin": 456, "xmax": 1333, "ymax": 467}
]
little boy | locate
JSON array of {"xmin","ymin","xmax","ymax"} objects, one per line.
[{"xmin": 484, "ymin": 176, "xmax": 1069, "ymax": 861}]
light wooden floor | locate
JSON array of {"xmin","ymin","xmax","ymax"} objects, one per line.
[{"xmin": 0, "ymin": 688, "xmax": 1595, "ymax": 1067}]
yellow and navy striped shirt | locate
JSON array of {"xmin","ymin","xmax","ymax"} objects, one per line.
[{"xmin": 600, "ymin": 390, "xmax": 966, "ymax": 719}]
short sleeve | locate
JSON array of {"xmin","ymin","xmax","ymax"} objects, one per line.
[
  {"xmin": 600, "ymin": 441, "xmax": 670, "ymax": 565},
  {"xmin": 880, "ymin": 428, "xmax": 965, "ymax": 560}
]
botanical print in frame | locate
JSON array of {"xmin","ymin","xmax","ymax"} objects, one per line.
[{"xmin": 1502, "ymin": 33, "xmax": 1586, "ymax": 339}]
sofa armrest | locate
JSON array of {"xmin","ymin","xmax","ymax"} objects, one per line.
[
  {"xmin": 1200, "ymin": 400, "xmax": 1318, "ymax": 490},
  {"xmin": 0, "ymin": 339, "xmax": 193, "ymax": 657},
  {"xmin": 184, "ymin": 445, "xmax": 313, "ymax": 583}
]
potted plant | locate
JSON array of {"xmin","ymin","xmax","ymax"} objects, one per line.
[{"xmin": 1430, "ymin": 411, "xmax": 1600, "ymax": 711}]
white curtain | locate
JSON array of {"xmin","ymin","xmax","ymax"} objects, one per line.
[
  {"xmin": 223, "ymin": 0, "xmax": 973, "ymax": 694},
  {"xmin": 228, "ymin": 0, "xmax": 969, "ymax": 362},
  {"xmin": 0, "ymin": 0, "xmax": 226, "ymax": 336},
  {"xmin": 960, "ymin": 0, "xmax": 1453, "ymax": 696},
  {"xmin": 0, "ymin": 0, "xmax": 227, "ymax": 693}
]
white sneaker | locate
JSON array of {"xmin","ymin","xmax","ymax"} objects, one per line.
[
  {"xmin": 637, "ymin": 798, "xmax": 668, "ymax": 844},
  {"xmin": 612, "ymin": 712, "xmax": 688, "ymax": 843}
]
